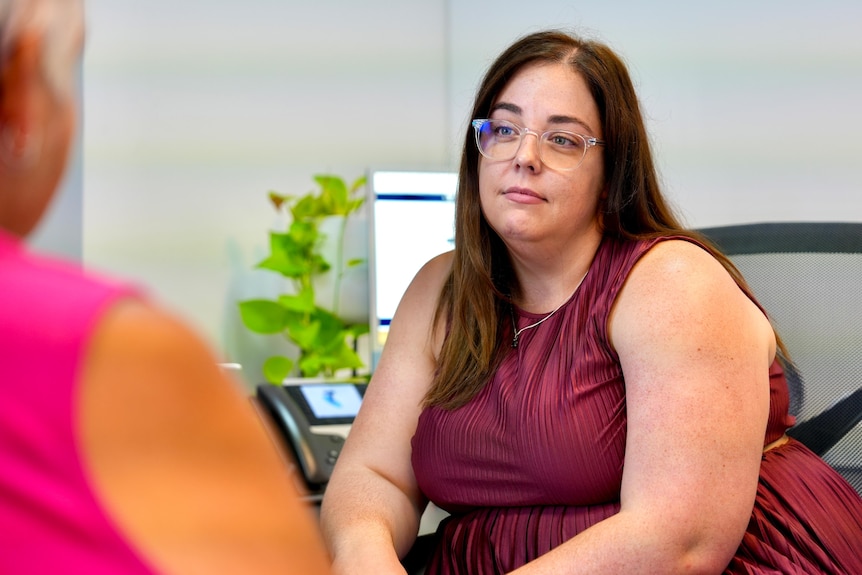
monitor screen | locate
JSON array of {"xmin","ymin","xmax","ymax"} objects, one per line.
[{"xmin": 368, "ymin": 170, "xmax": 458, "ymax": 369}]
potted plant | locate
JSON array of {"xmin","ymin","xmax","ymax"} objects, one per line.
[{"xmin": 238, "ymin": 174, "xmax": 369, "ymax": 383}]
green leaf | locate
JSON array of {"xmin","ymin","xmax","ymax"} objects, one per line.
[
  {"xmin": 278, "ymin": 288, "xmax": 315, "ymax": 313},
  {"xmin": 346, "ymin": 197, "xmax": 365, "ymax": 215},
  {"xmin": 241, "ymin": 175, "xmax": 370, "ymax": 378},
  {"xmin": 256, "ymin": 254, "xmax": 304, "ymax": 278},
  {"xmin": 297, "ymin": 354, "xmax": 324, "ymax": 377},
  {"xmin": 237, "ymin": 299, "xmax": 288, "ymax": 334},
  {"xmin": 309, "ymin": 309, "xmax": 347, "ymax": 347},
  {"xmin": 263, "ymin": 355, "xmax": 293, "ymax": 383},
  {"xmin": 349, "ymin": 175, "xmax": 367, "ymax": 194},
  {"xmin": 256, "ymin": 231, "xmax": 308, "ymax": 278},
  {"xmin": 286, "ymin": 316, "xmax": 322, "ymax": 350},
  {"xmin": 297, "ymin": 343, "xmax": 364, "ymax": 377},
  {"xmin": 346, "ymin": 322, "xmax": 370, "ymax": 338},
  {"xmin": 268, "ymin": 191, "xmax": 292, "ymax": 211},
  {"xmin": 316, "ymin": 174, "xmax": 349, "ymax": 215},
  {"xmin": 268, "ymin": 231, "xmax": 292, "ymax": 256},
  {"xmin": 310, "ymin": 253, "xmax": 331, "ymax": 275},
  {"xmin": 258, "ymin": 228, "xmax": 328, "ymax": 278},
  {"xmin": 287, "ymin": 221, "xmax": 319, "ymax": 249},
  {"xmin": 330, "ymin": 343, "xmax": 365, "ymax": 368},
  {"xmin": 292, "ymin": 194, "xmax": 324, "ymax": 220}
]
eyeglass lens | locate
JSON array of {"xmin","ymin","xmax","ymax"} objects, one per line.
[{"xmin": 474, "ymin": 119, "xmax": 589, "ymax": 170}]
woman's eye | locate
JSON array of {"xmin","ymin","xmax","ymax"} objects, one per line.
[{"xmin": 549, "ymin": 133, "xmax": 582, "ymax": 148}]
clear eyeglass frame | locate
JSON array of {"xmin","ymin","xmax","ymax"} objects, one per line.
[{"xmin": 471, "ymin": 118, "xmax": 605, "ymax": 171}]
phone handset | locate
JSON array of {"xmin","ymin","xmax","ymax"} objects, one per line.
[{"xmin": 255, "ymin": 384, "xmax": 346, "ymax": 489}]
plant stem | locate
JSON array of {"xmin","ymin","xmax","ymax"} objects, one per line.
[{"xmin": 332, "ymin": 214, "xmax": 348, "ymax": 316}]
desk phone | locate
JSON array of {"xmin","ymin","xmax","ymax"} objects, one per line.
[{"xmin": 255, "ymin": 381, "xmax": 366, "ymax": 493}]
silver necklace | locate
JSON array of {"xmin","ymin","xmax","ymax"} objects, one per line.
[{"xmin": 510, "ymin": 271, "xmax": 588, "ymax": 348}]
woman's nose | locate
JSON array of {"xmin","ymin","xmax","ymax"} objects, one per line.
[{"xmin": 514, "ymin": 130, "xmax": 542, "ymax": 172}]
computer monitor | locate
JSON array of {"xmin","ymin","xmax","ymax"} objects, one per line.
[{"xmin": 367, "ymin": 170, "xmax": 458, "ymax": 370}]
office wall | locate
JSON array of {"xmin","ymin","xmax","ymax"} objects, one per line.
[
  {"xmin": 81, "ymin": 1, "xmax": 862, "ymax": 381},
  {"xmin": 448, "ymin": 1, "xmax": 862, "ymax": 227},
  {"xmin": 83, "ymin": 0, "xmax": 450, "ymax": 381},
  {"xmin": 27, "ymin": 70, "xmax": 83, "ymax": 261}
]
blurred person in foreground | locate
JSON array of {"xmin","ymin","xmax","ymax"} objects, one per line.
[
  {"xmin": 0, "ymin": 1, "xmax": 331, "ymax": 573},
  {"xmin": 320, "ymin": 30, "xmax": 862, "ymax": 574}
]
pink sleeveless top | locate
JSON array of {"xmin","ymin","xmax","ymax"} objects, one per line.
[{"xmin": 0, "ymin": 231, "xmax": 159, "ymax": 574}]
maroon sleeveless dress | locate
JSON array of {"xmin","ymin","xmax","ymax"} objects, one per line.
[{"xmin": 411, "ymin": 235, "xmax": 862, "ymax": 574}]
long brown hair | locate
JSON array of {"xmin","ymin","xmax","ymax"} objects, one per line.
[{"xmin": 426, "ymin": 30, "xmax": 778, "ymax": 409}]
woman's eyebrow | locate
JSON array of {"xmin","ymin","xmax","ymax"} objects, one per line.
[
  {"xmin": 489, "ymin": 102, "xmax": 522, "ymax": 115},
  {"xmin": 547, "ymin": 114, "xmax": 596, "ymax": 134},
  {"xmin": 490, "ymin": 104, "xmax": 597, "ymax": 134}
]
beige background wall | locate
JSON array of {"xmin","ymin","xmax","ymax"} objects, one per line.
[{"xmin": 32, "ymin": 0, "xmax": 862, "ymax": 384}]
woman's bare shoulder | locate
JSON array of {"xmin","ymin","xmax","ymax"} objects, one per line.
[
  {"xmin": 636, "ymin": 238, "xmax": 725, "ymax": 280},
  {"xmin": 618, "ymin": 238, "xmax": 736, "ymax": 306},
  {"xmin": 78, "ymin": 299, "xmax": 332, "ymax": 575},
  {"xmin": 610, "ymin": 237, "xmax": 774, "ymax": 360},
  {"xmin": 413, "ymin": 250, "xmax": 454, "ymax": 290},
  {"xmin": 392, "ymin": 250, "xmax": 453, "ymax": 323}
]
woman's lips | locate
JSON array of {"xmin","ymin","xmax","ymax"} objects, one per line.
[{"xmin": 503, "ymin": 187, "xmax": 545, "ymax": 203}]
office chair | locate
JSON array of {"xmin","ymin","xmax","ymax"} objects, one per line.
[{"xmin": 699, "ymin": 222, "xmax": 862, "ymax": 495}]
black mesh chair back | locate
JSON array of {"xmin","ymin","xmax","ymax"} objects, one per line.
[{"xmin": 699, "ymin": 222, "xmax": 862, "ymax": 495}]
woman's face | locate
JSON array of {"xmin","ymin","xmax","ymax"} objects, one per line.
[{"xmin": 477, "ymin": 62, "xmax": 606, "ymax": 253}]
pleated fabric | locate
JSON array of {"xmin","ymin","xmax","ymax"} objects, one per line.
[
  {"xmin": 728, "ymin": 440, "xmax": 862, "ymax": 574},
  {"xmin": 410, "ymin": 235, "xmax": 862, "ymax": 574}
]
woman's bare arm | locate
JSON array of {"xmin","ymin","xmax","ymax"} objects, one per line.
[
  {"xmin": 509, "ymin": 240, "xmax": 774, "ymax": 574},
  {"xmin": 79, "ymin": 299, "xmax": 332, "ymax": 575},
  {"xmin": 320, "ymin": 252, "xmax": 453, "ymax": 575}
]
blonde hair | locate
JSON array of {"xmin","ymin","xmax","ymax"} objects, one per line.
[{"xmin": 0, "ymin": 0, "xmax": 84, "ymax": 97}]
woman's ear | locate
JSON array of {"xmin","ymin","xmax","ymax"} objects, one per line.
[{"xmin": 1, "ymin": 30, "xmax": 44, "ymax": 169}]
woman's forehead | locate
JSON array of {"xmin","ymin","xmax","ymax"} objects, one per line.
[{"xmin": 492, "ymin": 62, "xmax": 601, "ymax": 135}]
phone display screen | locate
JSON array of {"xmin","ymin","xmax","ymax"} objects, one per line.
[
  {"xmin": 283, "ymin": 383, "xmax": 367, "ymax": 425},
  {"xmin": 300, "ymin": 384, "xmax": 364, "ymax": 419}
]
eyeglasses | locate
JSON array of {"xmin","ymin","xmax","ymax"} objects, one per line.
[{"xmin": 471, "ymin": 118, "xmax": 605, "ymax": 171}]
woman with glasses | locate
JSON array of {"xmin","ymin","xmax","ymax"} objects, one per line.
[
  {"xmin": 0, "ymin": 2, "xmax": 331, "ymax": 573},
  {"xmin": 321, "ymin": 30, "xmax": 862, "ymax": 574}
]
